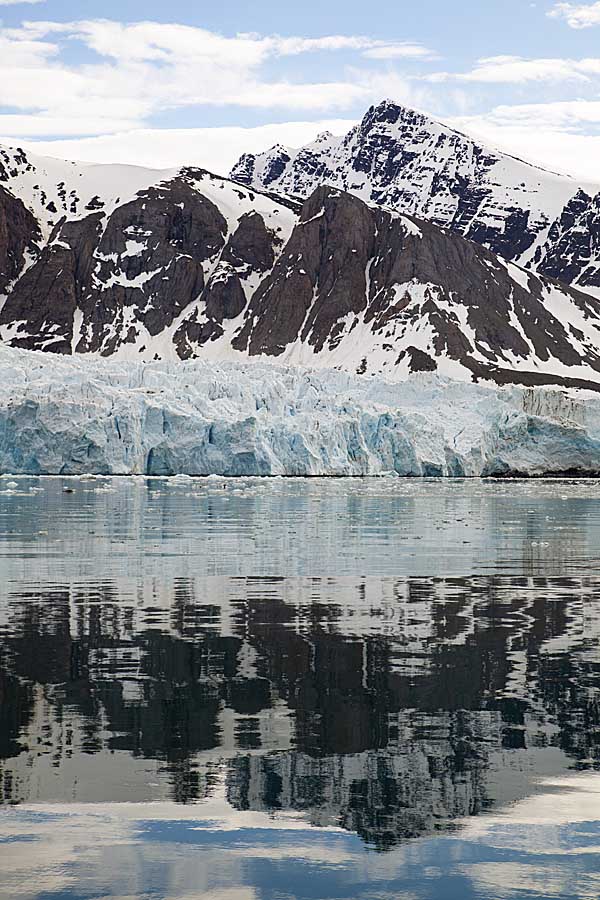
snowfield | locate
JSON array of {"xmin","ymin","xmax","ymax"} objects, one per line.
[{"xmin": 1, "ymin": 347, "xmax": 600, "ymax": 477}]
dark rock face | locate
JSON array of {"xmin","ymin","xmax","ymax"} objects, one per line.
[
  {"xmin": 173, "ymin": 210, "xmax": 284, "ymax": 358},
  {"xmin": 234, "ymin": 187, "xmax": 377, "ymax": 355},
  {"xmin": 1, "ymin": 176, "xmax": 249, "ymax": 355},
  {"xmin": 0, "ymin": 214, "xmax": 102, "ymax": 353},
  {"xmin": 400, "ymin": 347, "xmax": 438, "ymax": 373},
  {"xmin": 0, "ymin": 145, "xmax": 298, "ymax": 356},
  {"xmin": 535, "ymin": 190, "xmax": 600, "ymax": 292},
  {"xmin": 0, "ymin": 187, "xmax": 40, "ymax": 296},
  {"xmin": 76, "ymin": 181, "xmax": 227, "ymax": 354},
  {"xmin": 262, "ymin": 147, "xmax": 292, "ymax": 187},
  {"xmin": 0, "ymin": 152, "xmax": 298, "ymax": 360},
  {"xmin": 234, "ymin": 186, "xmax": 600, "ymax": 384},
  {"xmin": 230, "ymin": 100, "xmax": 600, "ymax": 299},
  {"xmin": 0, "ymin": 147, "xmax": 34, "ymax": 184},
  {"xmin": 1, "ymin": 244, "xmax": 76, "ymax": 354}
]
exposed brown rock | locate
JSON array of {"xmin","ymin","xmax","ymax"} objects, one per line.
[
  {"xmin": 174, "ymin": 210, "xmax": 283, "ymax": 358},
  {"xmin": 2, "ymin": 155, "xmax": 600, "ymax": 393},
  {"xmin": 0, "ymin": 186, "xmax": 40, "ymax": 295},
  {"xmin": 234, "ymin": 186, "xmax": 600, "ymax": 379}
]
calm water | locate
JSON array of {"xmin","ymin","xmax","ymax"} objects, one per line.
[{"xmin": 1, "ymin": 476, "xmax": 600, "ymax": 900}]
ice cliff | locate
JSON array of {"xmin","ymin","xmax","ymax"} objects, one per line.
[{"xmin": 0, "ymin": 346, "xmax": 599, "ymax": 477}]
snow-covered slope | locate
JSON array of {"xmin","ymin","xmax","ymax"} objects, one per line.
[
  {"xmin": 1, "ymin": 345, "xmax": 599, "ymax": 477},
  {"xmin": 231, "ymin": 100, "xmax": 600, "ymax": 298},
  {"xmin": 0, "ymin": 144, "xmax": 175, "ymax": 242},
  {"xmin": 2, "ymin": 140, "xmax": 600, "ymax": 391}
]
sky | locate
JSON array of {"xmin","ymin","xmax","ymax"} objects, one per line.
[{"xmin": 2, "ymin": 0, "xmax": 600, "ymax": 180}]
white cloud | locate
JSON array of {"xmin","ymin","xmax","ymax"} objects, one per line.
[
  {"xmin": 0, "ymin": 27, "xmax": 57, "ymax": 66},
  {"xmin": 4, "ymin": 119, "xmax": 358, "ymax": 173},
  {"xmin": 13, "ymin": 98, "xmax": 600, "ymax": 188},
  {"xmin": 9, "ymin": 20, "xmax": 436, "ymax": 69},
  {"xmin": 473, "ymin": 98, "xmax": 600, "ymax": 127},
  {"xmin": 0, "ymin": 0, "xmax": 44, "ymax": 6},
  {"xmin": 451, "ymin": 100, "xmax": 600, "ymax": 182},
  {"xmin": 362, "ymin": 43, "xmax": 438, "ymax": 60},
  {"xmin": 0, "ymin": 113, "xmax": 143, "ymax": 137},
  {"xmin": 429, "ymin": 55, "xmax": 600, "ymax": 84},
  {"xmin": 267, "ymin": 35, "xmax": 435, "ymax": 59},
  {"xmin": 549, "ymin": 2, "xmax": 600, "ymax": 28},
  {"xmin": 462, "ymin": 775, "xmax": 600, "ymax": 900},
  {"xmin": 0, "ymin": 20, "xmax": 434, "ymax": 136},
  {"xmin": 3, "ymin": 13, "xmax": 600, "ymax": 189}
]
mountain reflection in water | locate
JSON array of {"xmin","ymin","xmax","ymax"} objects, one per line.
[
  {"xmin": 2, "ymin": 574, "xmax": 599, "ymax": 844},
  {"xmin": 1, "ymin": 477, "xmax": 600, "ymax": 900}
]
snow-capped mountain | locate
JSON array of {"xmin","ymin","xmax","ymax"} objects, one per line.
[
  {"xmin": 0, "ymin": 144, "xmax": 299, "ymax": 356},
  {"xmin": 231, "ymin": 100, "xmax": 600, "ymax": 298},
  {"xmin": 228, "ymin": 186, "xmax": 600, "ymax": 389},
  {"xmin": 2, "ymin": 141, "xmax": 600, "ymax": 390}
]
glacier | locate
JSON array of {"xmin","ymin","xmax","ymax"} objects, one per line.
[{"xmin": 0, "ymin": 346, "xmax": 600, "ymax": 477}]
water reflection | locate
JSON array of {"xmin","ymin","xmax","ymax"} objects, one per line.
[
  {"xmin": 1, "ymin": 479, "xmax": 600, "ymax": 898},
  {"xmin": 2, "ymin": 775, "xmax": 600, "ymax": 900},
  {"xmin": 2, "ymin": 575, "xmax": 600, "ymax": 839}
]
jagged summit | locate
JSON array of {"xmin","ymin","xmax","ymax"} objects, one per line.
[
  {"xmin": 360, "ymin": 98, "xmax": 433, "ymax": 128},
  {"xmin": 230, "ymin": 99, "xmax": 600, "ymax": 298},
  {"xmin": 312, "ymin": 129, "xmax": 335, "ymax": 144}
]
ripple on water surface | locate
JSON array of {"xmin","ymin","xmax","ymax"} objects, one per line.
[{"xmin": 0, "ymin": 475, "xmax": 599, "ymax": 580}]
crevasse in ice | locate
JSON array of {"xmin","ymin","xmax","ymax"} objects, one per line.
[{"xmin": 0, "ymin": 346, "xmax": 599, "ymax": 476}]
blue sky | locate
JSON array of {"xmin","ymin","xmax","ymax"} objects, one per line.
[{"xmin": 1, "ymin": 0, "xmax": 600, "ymax": 178}]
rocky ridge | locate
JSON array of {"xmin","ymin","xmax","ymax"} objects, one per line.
[{"xmin": 231, "ymin": 100, "xmax": 600, "ymax": 299}]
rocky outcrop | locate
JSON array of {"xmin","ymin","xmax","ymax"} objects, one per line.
[
  {"xmin": 0, "ymin": 186, "xmax": 40, "ymax": 296},
  {"xmin": 231, "ymin": 100, "xmax": 600, "ymax": 298},
  {"xmin": 76, "ymin": 181, "xmax": 228, "ymax": 354},
  {"xmin": 0, "ymin": 213, "xmax": 102, "ymax": 353},
  {"xmin": 533, "ymin": 189, "xmax": 600, "ymax": 294},
  {"xmin": 0, "ymin": 157, "xmax": 295, "ymax": 358},
  {"xmin": 174, "ymin": 209, "xmax": 283, "ymax": 357},
  {"xmin": 234, "ymin": 186, "xmax": 600, "ymax": 386}
]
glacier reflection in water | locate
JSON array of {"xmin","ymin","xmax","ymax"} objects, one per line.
[{"xmin": 1, "ymin": 476, "xmax": 600, "ymax": 899}]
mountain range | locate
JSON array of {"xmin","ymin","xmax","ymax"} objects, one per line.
[{"xmin": 1, "ymin": 99, "xmax": 600, "ymax": 390}]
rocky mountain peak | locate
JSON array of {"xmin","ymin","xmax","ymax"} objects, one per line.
[
  {"xmin": 313, "ymin": 130, "xmax": 335, "ymax": 144},
  {"xmin": 359, "ymin": 98, "xmax": 425, "ymax": 131},
  {"xmin": 229, "ymin": 99, "xmax": 600, "ymax": 300}
]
